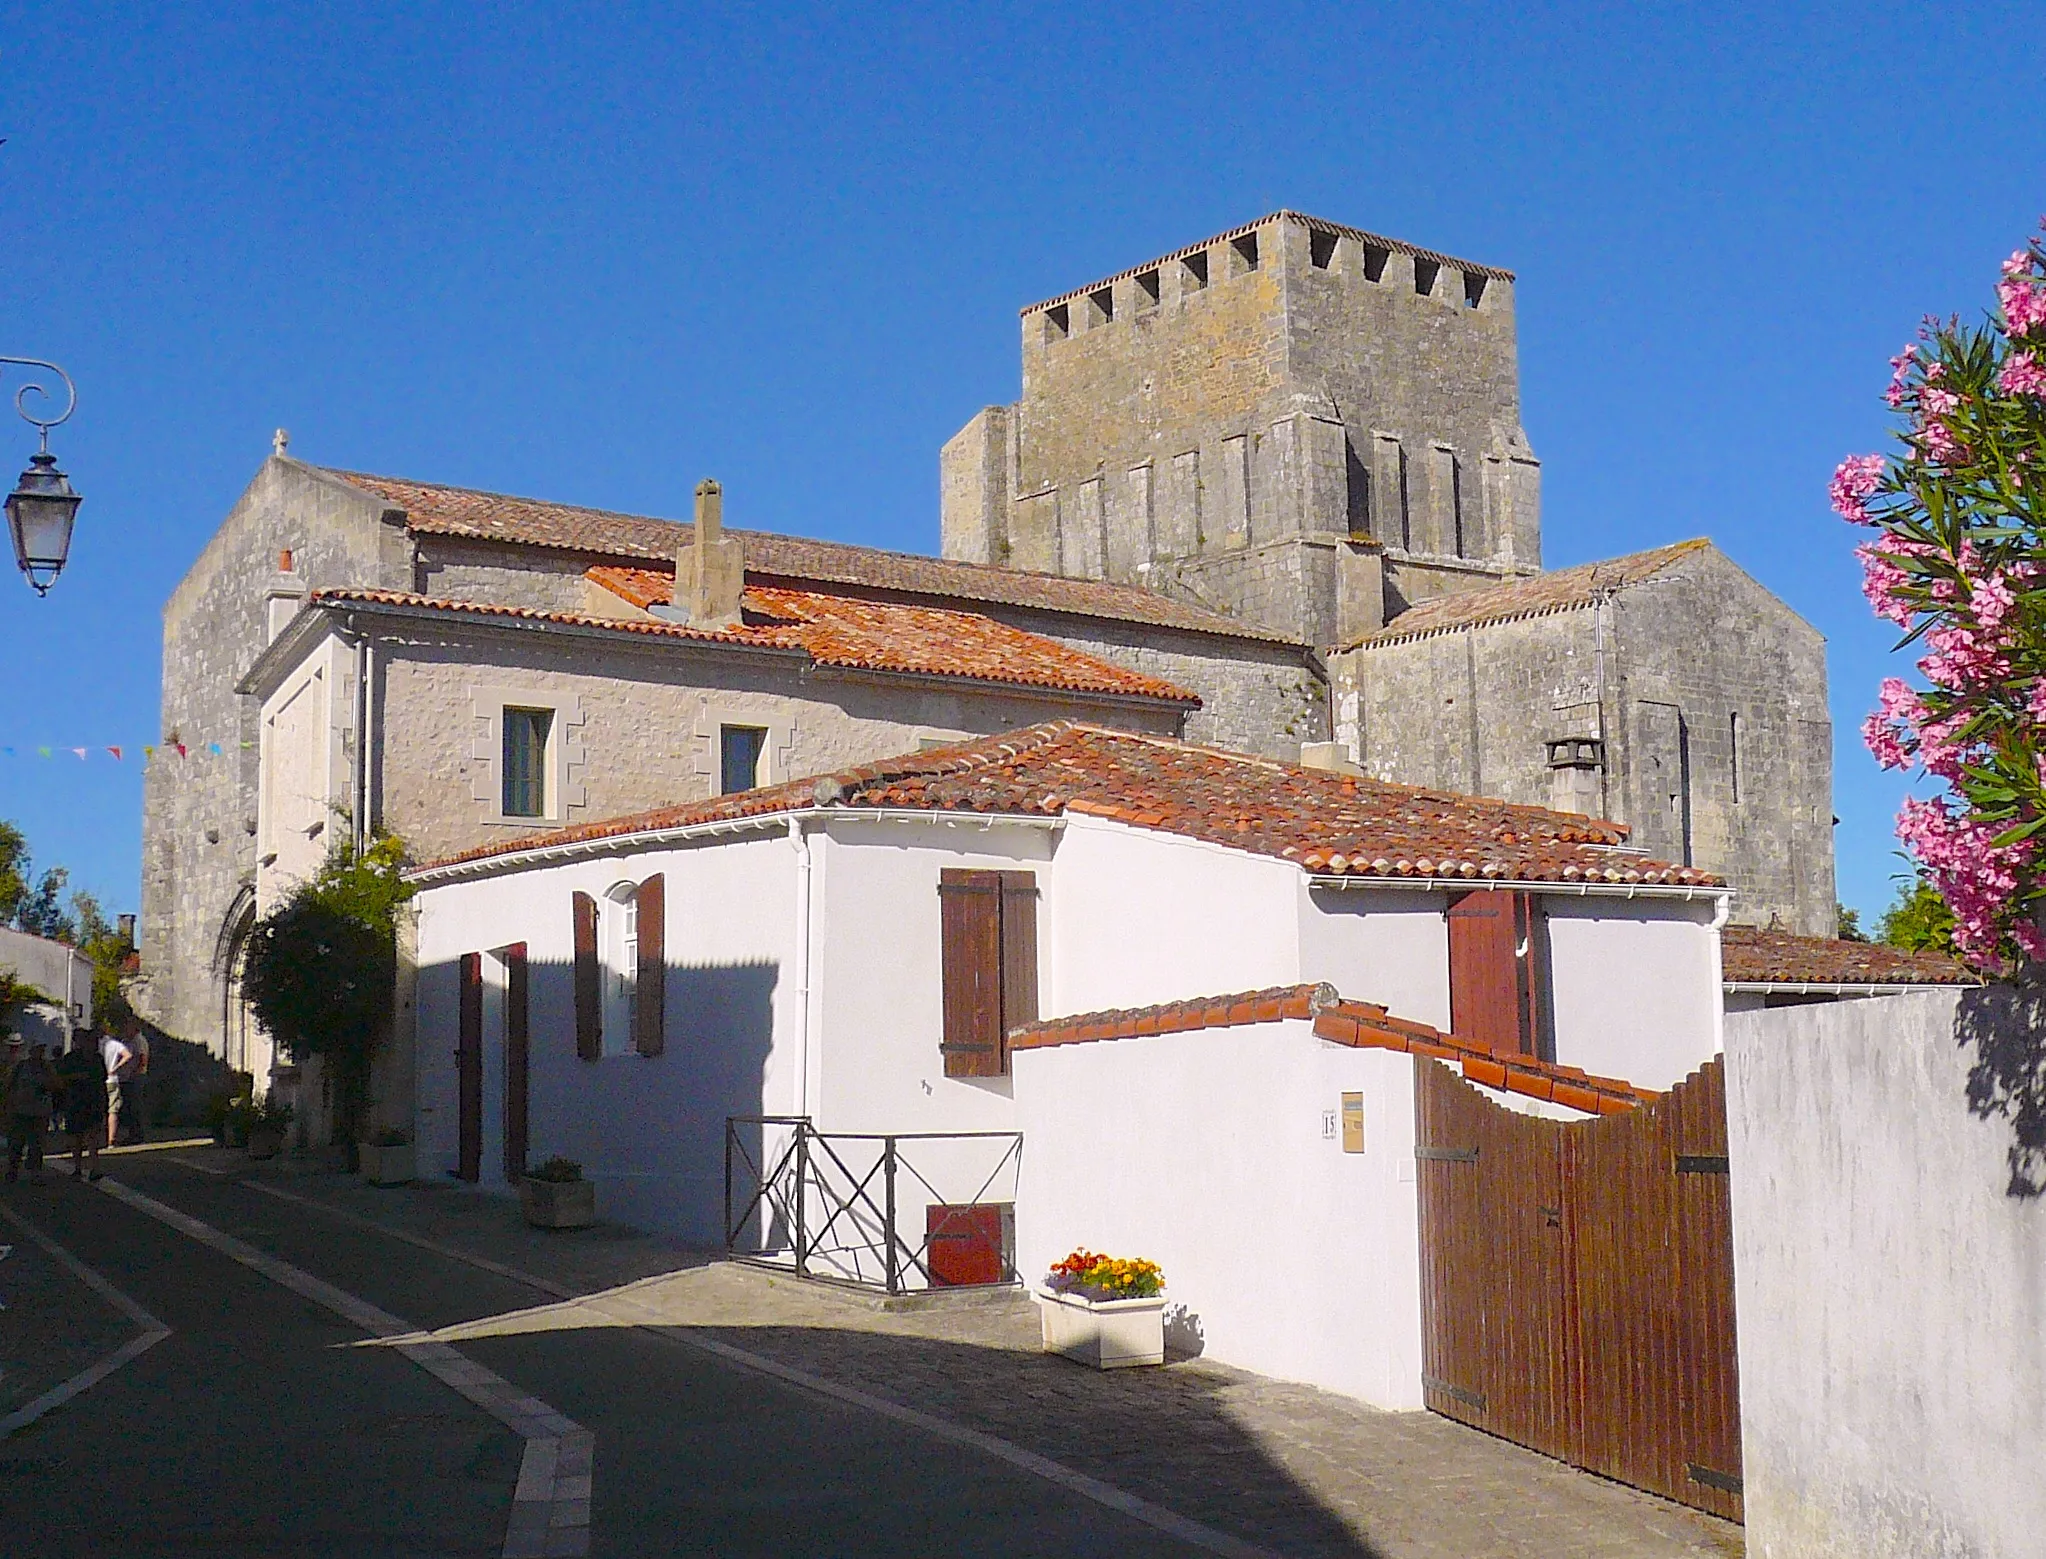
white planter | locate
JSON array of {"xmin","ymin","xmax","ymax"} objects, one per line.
[
  {"xmin": 1037, "ymin": 1287, "xmax": 1166, "ymax": 1369},
  {"xmin": 521, "ymin": 1178, "xmax": 596, "ymax": 1229},
  {"xmin": 359, "ymin": 1142, "xmax": 415, "ymax": 1186}
]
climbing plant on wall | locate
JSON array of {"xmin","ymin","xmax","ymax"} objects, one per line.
[{"xmin": 1843, "ymin": 224, "xmax": 2046, "ymax": 968}]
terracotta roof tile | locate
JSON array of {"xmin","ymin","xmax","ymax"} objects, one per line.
[
  {"xmin": 307, "ymin": 585, "xmax": 1196, "ymax": 706},
  {"xmin": 1008, "ymin": 984, "xmax": 1657, "ymax": 1112},
  {"xmin": 1346, "ymin": 539, "xmax": 1711, "ymax": 649},
  {"xmin": 416, "ymin": 720, "xmax": 1724, "ymax": 891},
  {"xmin": 322, "ymin": 467, "xmax": 1297, "ymax": 645},
  {"xmin": 1720, "ymin": 925, "xmax": 1973, "ymax": 987}
]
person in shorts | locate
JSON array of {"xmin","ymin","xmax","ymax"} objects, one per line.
[
  {"xmin": 4, "ymin": 1036, "xmax": 58, "ymax": 1184},
  {"xmin": 53, "ymin": 1028, "xmax": 108, "ymax": 1182}
]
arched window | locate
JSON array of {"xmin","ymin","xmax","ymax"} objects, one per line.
[{"xmin": 601, "ymin": 882, "xmax": 638, "ymax": 1057}]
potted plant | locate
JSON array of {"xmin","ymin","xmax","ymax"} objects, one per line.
[
  {"xmin": 358, "ymin": 1125, "xmax": 415, "ymax": 1187},
  {"xmin": 1037, "ymin": 1248, "xmax": 1167, "ymax": 1369},
  {"xmin": 243, "ymin": 1096, "xmax": 295, "ymax": 1161},
  {"xmin": 519, "ymin": 1156, "xmax": 595, "ymax": 1229}
]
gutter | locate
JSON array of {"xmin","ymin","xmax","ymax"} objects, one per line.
[
  {"xmin": 799, "ymin": 660, "xmax": 1198, "ymax": 713},
  {"xmin": 405, "ymin": 806, "xmax": 1065, "ymax": 887},
  {"xmin": 1722, "ymin": 980, "xmax": 1975, "ymax": 997},
  {"xmin": 1307, "ymin": 874, "xmax": 1730, "ymax": 903}
]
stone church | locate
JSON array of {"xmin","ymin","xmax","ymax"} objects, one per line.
[{"xmin": 138, "ymin": 209, "xmax": 1834, "ymax": 1063}]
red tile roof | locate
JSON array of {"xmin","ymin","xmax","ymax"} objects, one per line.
[
  {"xmin": 1007, "ymin": 983, "xmax": 1656, "ymax": 1114},
  {"xmin": 1347, "ymin": 539, "xmax": 1711, "ymax": 650},
  {"xmin": 416, "ymin": 721, "xmax": 1723, "ymax": 891},
  {"xmin": 321, "ymin": 468, "xmax": 1297, "ymax": 645},
  {"xmin": 307, "ymin": 586, "xmax": 1197, "ymax": 706},
  {"xmin": 1720, "ymin": 925, "xmax": 1972, "ymax": 987}
]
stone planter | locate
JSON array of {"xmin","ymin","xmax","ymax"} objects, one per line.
[
  {"xmin": 1037, "ymin": 1287, "xmax": 1166, "ymax": 1369},
  {"xmin": 359, "ymin": 1142, "xmax": 415, "ymax": 1186},
  {"xmin": 245, "ymin": 1126, "xmax": 284, "ymax": 1161},
  {"xmin": 520, "ymin": 1177, "xmax": 595, "ymax": 1229}
]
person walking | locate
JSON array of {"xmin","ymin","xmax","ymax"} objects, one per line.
[
  {"xmin": 53, "ymin": 1027, "xmax": 108, "ymax": 1182},
  {"xmin": 5, "ymin": 1036, "xmax": 59, "ymax": 1185},
  {"xmin": 100, "ymin": 1027, "xmax": 135, "ymax": 1147}
]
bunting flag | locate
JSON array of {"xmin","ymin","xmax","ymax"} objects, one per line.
[{"xmin": 0, "ymin": 739, "xmax": 263, "ymax": 761}]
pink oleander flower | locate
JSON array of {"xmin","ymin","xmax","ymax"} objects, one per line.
[
  {"xmin": 1972, "ymin": 570, "xmax": 2017, "ymax": 633},
  {"xmin": 2001, "ymin": 275, "xmax": 2046, "ymax": 336},
  {"xmin": 1921, "ymin": 385, "xmax": 1961, "ymax": 419},
  {"xmin": 1885, "ymin": 342, "xmax": 1919, "ymax": 409},
  {"xmin": 2029, "ymin": 679, "xmax": 2046, "ymax": 726},
  {"xmin": 1855, "ymin": 540, "xmax": 1917, "ymax": 627},
  {"xmin": 1861, "ymin": 710, "xmax": 1912, "ymax": 769},
  {"xmin": 1919, "ymin": 417, "xmax": 1965, "ymax": 465},
  {"xmin": 2000, "ymin": 350, "xmax": 2046, "ymax": 398},
  {"xmin": 2004, "ymin": 249, "xmax": 2035, "ymax": 280},
  {"xmin": 1921, "ymin": 621, "xmax": 2010, "ymax": 689},
  {"xmin": 1830, "ymin": 453, "xmax": 1886, "ymax": 523}
]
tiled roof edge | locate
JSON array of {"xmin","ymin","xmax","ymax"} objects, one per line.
[
  {"xmin": 1311, "ymin": 999, "xmax": 1660, "ymax": 1114},
  {"xmin": 1020, "ymin": 210, "xmax": 1514, "ymax": 317},
  {"xmin": 1009, "ymin": 984, "xmax": 1329, "ymax": 1049}
]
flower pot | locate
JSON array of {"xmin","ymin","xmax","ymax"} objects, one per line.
[
  {"xmin": 359, "ymin": 1142, "xmax": 415, "ymax": 1186},
  {"xmin": 245, "ymin": 1126, "xmax": 284, "ymax": 1161},
  {"xmin": 1037, "ymin": 1287, "xmax": 1167, "ymax": 1369},
  {"xmin": 520, "ymin": 1177, "xmax": 595, "ymax": 1229}
]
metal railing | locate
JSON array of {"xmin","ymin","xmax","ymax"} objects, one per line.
[{"xmin": 724, "ymin": 1116, "xmax": 1024, "ymax": 1295}]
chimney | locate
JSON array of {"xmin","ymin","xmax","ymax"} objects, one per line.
[{"xmin": 669, "ymin": 478, "xmax": 744, "ymax": 630}]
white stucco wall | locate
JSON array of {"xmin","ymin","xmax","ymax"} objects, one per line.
[
  {"xmin": 413, "ymin": 831, "xmax": 797, "ymax": 1240},
  {"xmin": 1013, "ymin": 1018, "xmax": 1425, "ymax": 1410},
  {"xmin": 1725, "ymin": 989, "xmax": 2046, "ymax": 1559},
  {"xmin": 1544, "ymin": 896, "xmax": 1720, "ymax": 1089},
  {"xmin": 1297, "ymin": 885, "xmax": 1452, "ymax": 1030}
]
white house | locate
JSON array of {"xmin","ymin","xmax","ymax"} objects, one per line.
[
  {"xmin": 0, "ymin": 924, "xmax": 94, "ymax": 1050},
  {"xmin": 402, "ymin": 720, "xmax": 1730, "ymax": 1403}
]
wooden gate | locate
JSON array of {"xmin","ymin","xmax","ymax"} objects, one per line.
[{"xmin": 1415, "ymin": 1056, "xmax": 1742, "ymax": 1522}]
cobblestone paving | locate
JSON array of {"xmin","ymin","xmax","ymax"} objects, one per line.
[{"xmin": 208, "ymin": 1150, "xmax": 1743, "ymax": 1559}]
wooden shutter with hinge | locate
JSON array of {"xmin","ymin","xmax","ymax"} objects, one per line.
[
  {"xmin": 457, "ymin": 952, "xmax": 483, "ymax": 1182},
  {"xmin": 1447, "ymin": 889, "xmax": 1542, "ymax": 1056},
  {"xmin": 635, "ymin": 873, "xmax": 665, "ymax": 1057},
  {"xmin": 939, "ymin": 868, "xmax": 1037, "ymax": 1078},
  {"xmin": 503, "ymin": 942, "xmax": 529, "ymax": 1181},
  {"xmin": 572, "ymin": 890, "xmax": 601, "ymax": 1061}
]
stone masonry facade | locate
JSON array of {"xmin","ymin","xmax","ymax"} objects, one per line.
[
  {"xmin": 941, "ymin": 211, "xmax": 1542, "ymax": 647},
  {"xmin": 1334, "ymin": 544, "xmax": 1835, "ymax": 934}
]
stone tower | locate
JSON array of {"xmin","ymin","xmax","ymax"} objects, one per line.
[{"xmin": 941, "ymin": 211, "xmax": 1542, "ymax": 646}]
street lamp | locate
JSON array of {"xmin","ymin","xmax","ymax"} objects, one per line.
[{"xmin": 0, "ymin": 357, "xmax": 79, "ymax": 596}]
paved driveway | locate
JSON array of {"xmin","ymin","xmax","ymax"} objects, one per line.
[{"xmin": 0, "ymin": 1149, "xmax": 1742, "ymax": 1557}]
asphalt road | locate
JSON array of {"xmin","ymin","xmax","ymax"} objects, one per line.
[{"xmin": 0, "ymin": 1153, "xmax": 1214, "ymax": 1557}]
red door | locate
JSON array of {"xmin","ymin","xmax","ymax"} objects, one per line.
[{"xmin": 457, "ymin": 952, "xmax": 482, "ymax": 1183}]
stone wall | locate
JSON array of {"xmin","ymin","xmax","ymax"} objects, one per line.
[
  {"xmin": 258, "ymin": 612, "xmax": 1186, "ymax": 887},
  {"xmin": 1725, "ymin": 989, "xmax": 2046, "ymax": 1559},
  {"xmin": 139, "ymin": 458, "xmax": 406, "ymax": 1052},
  {"xmin": 942, "ymin": 212, "xmax": 1540, "ymax": 644},
  {"xmin": 1334, "ymin": 546, "xmax": 1833, "ymax": 934}
]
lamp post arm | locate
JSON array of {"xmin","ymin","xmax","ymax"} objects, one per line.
[{"xmin": 0, "ymin": 357, "xmax": 77, "ymax": 448}]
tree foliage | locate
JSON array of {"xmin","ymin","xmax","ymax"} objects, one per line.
[
  {"xmin": 1839, "ymin": 224, "xmax": 2046, "ymax": 968},
  {"xmin": 1878, "ymin": 874, "xmax": 1960, "ymax": 958},
  {"xmin": 241, "ymin": 835, "xmax": 413, "ymax": 1141},
  {"xmin": 1836, "ymin": 902, "xmax": 1871, "ymax": 942}
]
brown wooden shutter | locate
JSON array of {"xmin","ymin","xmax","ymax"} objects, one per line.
[
  {"xmin": 1447, "ymin": 889, "xmax": 1541, "ymax": 1055},
  {"xmin": 572, "ymin": 891, "xmax": 601, "ymax": 1061},
  {"xmin": 457, "ymin": 952, "xmax": 483, "ymax": 1182},
  {"xmin": 503, "ymin": 943, "xmax": 529, "ymax": 1181},
  {"xmin": 939, "ymin": 870, "xmax": 1003, "ymax": 1077},
  {"xmin": 635, "ymin": 874, "xmax": 666, "ymax": 1057},
  {"xmin": 997, "ymin": 871, "xmax": 1039, "ymax": 1067}
]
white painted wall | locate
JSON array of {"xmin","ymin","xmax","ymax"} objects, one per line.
[
  {"xmin": 1726, "ymin": 990, "xmax": 2046, "ymax": 1559},
  {"xmin": 258, "ymin": 627, "xmax": 352, "ymax": 915},
  {"xmin": 1544, "ymin": 896, "xmax": 1719, "ymax": 1089},
  {"xmin": 1013, "ymin": 1017, "xmax": 1425, "ymax": 1410},
  {"xmin": 1297, "ymin": 884, "xmax": 1451, "ymax": 1030},
  {"xmin": 1047, "ymin": 816, "xmax": 1300, "ymax": 1015},
  {"xmin": 413, "ymin": 830, "xmax": 797, "ymax": 1240}
]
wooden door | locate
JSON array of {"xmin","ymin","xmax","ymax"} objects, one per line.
[
  {"xmin": 502, "ymin": 944, "xmax": 529, "ymax": 1182},
  {"xmin": 457, "ymin": 951, "xmax": 482, "ymax": 1183},
  {"xmin": 1414, "ymin": 1057, "xmax": 1742, "ymax": 1522}
]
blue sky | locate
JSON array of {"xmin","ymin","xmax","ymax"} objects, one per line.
[{"xmin": 0, "ymin": 3, "xmax": 2037, "ymax": 926}]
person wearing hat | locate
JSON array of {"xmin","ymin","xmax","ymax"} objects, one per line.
[
  {"xmin": 4, "ymin": 1034, "xmax": 59, "ymax": 1185},
  {"xmin": 53, "ymin": 1027, "xmax": 108, "ymax": 1182}
]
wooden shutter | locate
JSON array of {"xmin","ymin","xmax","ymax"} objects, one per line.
[
  {"xmin": 939, "ymin": 870, "xmax": 1003, "ymax": 1077},
  {"xmin": 998, "ymin": 872, "xmax": 1039, "ymax": 1051},
  {"xmin": 457, "ymin": 952, "xmax": 483, "ymax": 1183},
  {"xmin": 503, "ymin": 943, "xmax": 529, "ymax": 1182},
  {"xmin": 1447, "ymin": 889, "xmax": 1542, "ymax": 1055},
  {"xmin": 572, "ymin": 891, "xmax": 601, "ymax": 1061},
  {"xmin": 635, "ymin": 874, "xmax": 666, "ymax": 1057}
]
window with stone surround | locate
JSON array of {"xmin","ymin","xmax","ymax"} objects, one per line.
[
  {"xmin": 501, "ymin": 707, "xmax": 552, "ymax": 818},
  {"xmin": 470, "ymin": 687, "xmax": 586, "ymax": 828},
  {"xmin": 720, "ymin": 724, "xmax": 768, "ymax": 794}
]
